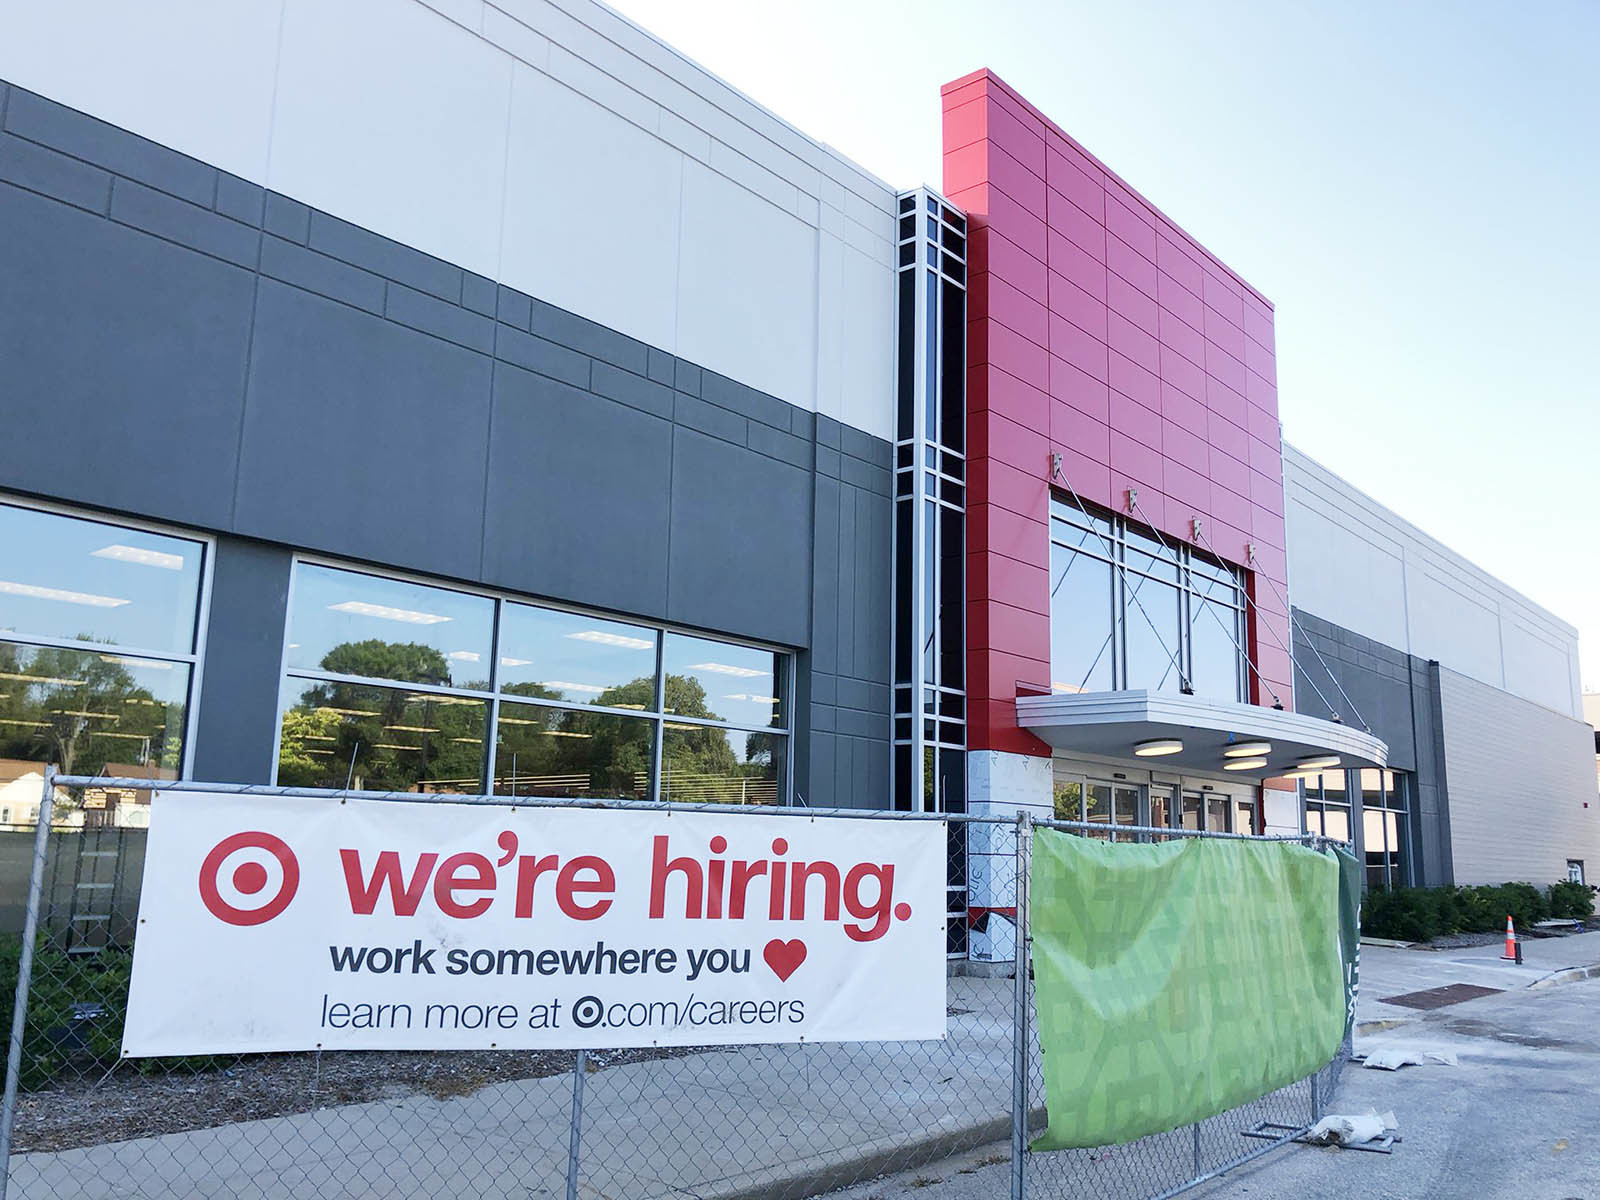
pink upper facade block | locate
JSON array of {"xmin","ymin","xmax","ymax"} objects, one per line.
[{"xmin": 943, "ymin": 70, "xmax": 1292, "ymax": 756}]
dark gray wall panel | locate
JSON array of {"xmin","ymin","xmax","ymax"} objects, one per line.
[
  {"xmin": 192, "ymin": 538, "xmax": 292, "ymax": 783},
  {"xmin": 233, "ymin": 280, "xmax": 492, "ymax": 582},
  {"xmin": 0, "ymin": 79, "xmax": 896, "ymax": 809},
  {"xmin": 1294, "ymin": 607, "xmax": 1453, "ymax": 886},
  {"xmin": 0, "ymin": 182, "xmax": 253, "ymax": 529},
  {"xmin": 666, "ymin": 427, "xmax": 812, "ymax": 647},
  {"xmin": 483, "ymin": 364, "xmax": 671, "ymax": 618}
]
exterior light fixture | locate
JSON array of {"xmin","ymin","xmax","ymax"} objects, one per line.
[
  {"xmin": 1296, "ymin": 756, "xmax": 1341, "ymax": 770},
  {"xmin": 1223, "ymin": 757, "xmax": 1268, "ymax": 771},
  {"xmin": 1223, "ymin": 741, "xmax": 1272, "ymax": 758},
  {"xmin": 1133, "ymin": 738, "xmax": 1183, "ymax": 757}
]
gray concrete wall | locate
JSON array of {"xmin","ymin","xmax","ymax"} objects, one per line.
[
  {"xmin": 1438, "ymin": 667, "xmax": 1600, "ymax": 886},
  {"xmin": 0, "ymin": 81, "xmax": 891, "ymax": 807},
  {"xmin": 1292, "ymin": 608, "xmax": 1453, "ymax": 886}
]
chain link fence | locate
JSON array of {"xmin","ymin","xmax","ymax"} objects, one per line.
[{"xmin": 1, "ymin": 776, "xmax": 1349, "ymax": 1199}]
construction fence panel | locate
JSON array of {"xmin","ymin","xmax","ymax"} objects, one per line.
[{"xmin": 1, "ymin": 779, "xmax": 1351, "ymax": 1200}]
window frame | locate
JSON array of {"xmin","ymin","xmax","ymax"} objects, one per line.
[
  {"xmin": 0, "ymin": 491, "xmax": 215, "ymax": 781},
  {"xmin": 1048, "ymin": 494, "xmax": 1247, "ymax": 700},
  {"xmin": 271, "ymin": 554, "xmax": 795, "ymax": 802}
]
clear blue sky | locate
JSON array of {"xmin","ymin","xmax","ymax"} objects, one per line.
[{"xmin": 610, "ymin": 0, "xmax": 1600, "ymax": 690}]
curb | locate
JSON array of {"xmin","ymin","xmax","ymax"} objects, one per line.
[
  {"xmin": 1528, "ymin": 962, "xmax": 1600, "ymax": 991},
  {"xmin": 1356, "ymin": 1017, "xmax": 1413, "ymax": 1035}
]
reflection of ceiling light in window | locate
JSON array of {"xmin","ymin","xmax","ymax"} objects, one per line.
[
  {"xmin": 373, "ymin": 743, "xmax": 418, "ymax": 751},
  {"xmin": 1223, "ymin": 757, "xmax": 1269, "ymax": 771},
  {"xmin": 724, "ymin": 694, "xmax": 780, "ymax": 704},
  {"xmin": 500, "ymin": 657, "xmax": 532, "ymax": 667},
  {"xmin": 451, "ymin": 737, "xmax": 480, "ymax": 744},
  {"xmin": 538, "ymin": 730, "xmax": 592, "ymax": 738},
  {"xmin": 611, "ymin": 702, "xmax": 647, "ymax": 710},
  {"xmin": 91, "ymin": 731, "xmax": 153, "ymax": 741},
  {"xmin": 306, "ymin": 749, "xmax": 334, "ymax": 756},
  {"xmin": 545, "ymin": 681, "xmax": 604, "ymax": 694},
  {"xmin": 688, "ymin": 662, "xmax": 764, "ymax": 678},
  {"xmin": 447, "ymin": 650, "xmax": 480, "ymax": 662},
  {"xmin": 0, "ymin": 580, "xmax": 129, "ymax": 607},
  {"xmin": 566, "ymin": 630, "xmax": 653, "ymax": 650},
  {"xmin": 420, "ymin": 696, "xmax": 478, "ymax": 706},
  {"xmin": 384, "ymin": 724, "xmax": 438, "ymax": 733},
  {"xmin": 0, "ymin": 719, "xmax": 49, "ymax": 728},
  {"xmin": 0, "ymin": 672, "xmax": 84, "ymax": 687},
  {"xmin": 99, "ymin": 655, "xmax": 174, "ymax": 670},
  {"xmin": 497, "ymin": 716, "xmax": 537, "ymax": 726},
  {"xmin": 327, "ymin": 600, "xmax": 451, "ymax": 625},
  {"xmin": 302, "ymin": 735, "xmax": 335, "ymax": 742},
  {"xmin": 1223, "ymin": 741, "xmax": 1272, "ymax": 758},
  {"xmin": 664, "ymin": 721, "xmax": 704, "ymax": 730},
  {"xmin": 315, "ymin": 706, "xmax": 376, "ymax": 717},
  {"xmin": 92, "ymin": 544, "xmax": 184, "ymax": 570},
  {"xmin": 48, "ymin": 710, "xmax": 117, "ymax": 719}
]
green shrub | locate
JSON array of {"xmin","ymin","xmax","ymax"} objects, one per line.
[
  {"xmin": 1361, "ymin": 886, "xmax": 1451, "ymax": 941},
  {"xmin": 1548, "ymin": 880, "xmax": 1597, "ymax": 921},
  {"xmin": 0, "ymin": 935, "xmax": 227, "ymax": 1088}
]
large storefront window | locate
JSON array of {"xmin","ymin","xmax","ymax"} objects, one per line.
[
  {"xmin": 1048, "ymin": 497, "xmax": 1246, "ymax": 701},
  {"xmin": 0, "ymin": 500, "xmax": 206, "ymax": 826},
  {"xmin": 1303, "ymin": 768, "xmax": 1410, "ymax": 888},
  {"xmin": 276, "ymin": 562, "xmax": 790, "ymax": 803}
]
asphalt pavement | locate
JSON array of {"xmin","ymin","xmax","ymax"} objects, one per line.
[{"xmin": 835, "ymin": 930, "xmax": 1600, "ymax": 1200}]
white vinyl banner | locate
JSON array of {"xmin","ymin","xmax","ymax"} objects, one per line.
[{"xmin": 122, "ymin": 792, "xmax": 947, "ymax": 1055}]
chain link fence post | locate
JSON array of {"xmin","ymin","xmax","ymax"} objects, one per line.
[
  {"xmin": 0, "ymin": 766, "xmax": 55, "ymax": 1200},
  {"xmin": 565, "ymin": 1048, "xmax": 587, "ymax": 1200},
  {"xmin": 1011, "ymin": 808, "xmax": 1031, "ymax": 1200}
]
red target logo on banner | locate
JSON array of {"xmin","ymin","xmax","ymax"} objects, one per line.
[{"xmin": 198, "ymin": 832, "xmax": 300, "ymax": 926}]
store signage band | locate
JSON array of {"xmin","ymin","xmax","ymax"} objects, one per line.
[{"xmin": 122, "ymin": 792, "xmax": 947, "ymax": 1055}]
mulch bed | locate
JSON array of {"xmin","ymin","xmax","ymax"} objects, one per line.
[{"xmin": 13, "ymin": 1045, "xmax": 692, "ymax": 1154}]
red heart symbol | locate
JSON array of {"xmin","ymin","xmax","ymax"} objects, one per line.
[{"xmin": 763, "ymin": 938, "xmax": 807, "ymax": 982}]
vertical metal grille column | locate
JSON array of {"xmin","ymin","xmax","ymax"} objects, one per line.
[{"xmin": 892, "ymin": 188, "xmax": 968, "ymax": 955}]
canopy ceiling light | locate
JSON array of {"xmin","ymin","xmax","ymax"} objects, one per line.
[
  {"xmin": 1223, "ymin": 741, "xmax": 1272, "ymax": 758},
  {"xmin": 1296, "ymin": 756, "xmax": 1342, "ymax": 771},
  {"xmin": 1133, "ymin": 738, "xmax": 1184, "ymax": 757},
  {"xmin": 1222, "ymin": 757, "xmax": 1269, "ymax": 771}
]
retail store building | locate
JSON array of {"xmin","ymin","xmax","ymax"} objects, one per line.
[{"xmin": 0, "ymin": 0, "xmax": 1593, "ymax": 957}]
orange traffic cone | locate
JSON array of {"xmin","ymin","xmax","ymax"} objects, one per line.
[{"xmin": 1500, "ymin": 915, "xmax": 1520, "ymax": 962}]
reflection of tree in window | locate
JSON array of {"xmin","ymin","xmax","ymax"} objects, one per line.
[
  {"xmin": 277, "ymin": 640, "xmax": 484, "ymax": 792},
  {"xmin": 0, "ymin": 641, "xmax": 181, "ymax": 779},
  {"xmin": 497, "ymin": 675, "xmax": 655, "ymax": 800}
]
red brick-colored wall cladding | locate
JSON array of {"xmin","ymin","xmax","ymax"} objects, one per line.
[{"xmin": 943, "ymin": 69, "xmax": 1293, "ymax": 756}]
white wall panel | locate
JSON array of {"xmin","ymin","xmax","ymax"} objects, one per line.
[
  {"xmin": 1439, "ymin": 668, "xmax": 1600, "ymax": 884},
  {"xmin": 0, "ymin": 0, "xmax": 899, "ymax": 440},
  {"xmin": 1284, "ymin": 445, "xmax": 1582, "ymax": 718},
  {"xmin": 1283, "ymin": 495, "xmax": 1408, "ymax": 650},
  {"xmin": 500, "ymin": 65, "xmax": 681, "ymax": 351},
  {"xmin": 270, "ymin": 0, "xmax": 513, "ymax": 281},
  {"xmin": 0, "ymin": 0, "xmax": 283, "ymax": 183},
  {"xmin": 1406, "ymin": 568, "xmax": 1503, "ymax": 688},
  {"xmin": 676, "ymin": 160, "xmax": 818, "ymax": 410},
  {"xmin": 838, "ymin": 244, "xmax": 896, "ymax": 441}
]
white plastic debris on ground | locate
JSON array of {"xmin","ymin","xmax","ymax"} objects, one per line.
[
  {"xmin": 1305, "ymin": 1110, "xmax": 1399, "ymax": 1146},
  {"xmin": 1360, "ymin": 1045, "xmax": 1460, "ymax": 1070}
]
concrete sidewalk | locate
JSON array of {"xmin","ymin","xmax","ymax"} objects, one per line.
[{"xmin": 1356, "ymin": 927, "xmax": 1600, "ymax": 1029}]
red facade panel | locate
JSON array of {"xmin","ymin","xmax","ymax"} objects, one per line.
[{"xmin": 942, "ymin": 70, "xmax": 1294, "ymax": 757}]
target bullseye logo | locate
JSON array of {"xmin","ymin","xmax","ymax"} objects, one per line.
[{"xmin": 199, "ymin": 831, "xmax": 300, "ymax": 926}]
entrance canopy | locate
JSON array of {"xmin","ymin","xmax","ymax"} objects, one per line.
[{"xmin": 1016, "ymin": 690, "xmax": 1388, "ymax": 782}]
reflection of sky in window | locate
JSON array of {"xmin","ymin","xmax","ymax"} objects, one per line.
[
  {"xmin": 287, "ymin": 565, "xmax": 493, "ymax": 687},
  {"xmin": 661, "ymin": 633, "xmax": 782, "ymax": 728},
  {"xmin": 0, "ymin": 503, "xmax": 203, "ymax": 655},
  {"xmin": 497, "ymin": 605, "xmax": 658, "ymax": 706}
]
